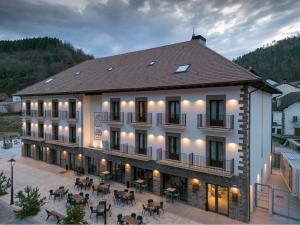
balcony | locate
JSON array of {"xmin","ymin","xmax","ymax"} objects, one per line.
[
  {"xmin": 59, "ymin": 111, "xmax": 68, "ymax": 120},
  {"xmin": 102, "ymin": 141, "xmax": 152, "ymax": 161},
  {"xmin": 21, "ymin": 131, "xmax": 44, "ymax": 142},
  {"xmin": 156, "ymin": 149, "xmax": 234, "ymax": 177},
  {"xmin": 197, "ymin": 114, "xmax": 234, "ymax": 132},
  {"xmin": 99, "ymin": 112, "xmax": 124, "ymax": 127},
  {"xmin": 45, "ymin": 110, "xmax": 52, "ymax": 118},
  {"xmin": 22, "ymin": 110, "xmax": 32, "ymax": 118},
  {"xmin": 127, "ymin": 112, "xmax": 152, "ymax": 128},
  {"xmin": 45, "ymin": 134, "xmax": 79, "ymax": 147},
  {"xmin": 68, "ymin": 111, "xmax": 79, "ymax": 122},
  {"xmin": 31, "ymin": 110, "xmax": 38, "ymax": 117},
  {"xmin": 157, "ymin": 113, "xmax": 186, "ymax": 130}
]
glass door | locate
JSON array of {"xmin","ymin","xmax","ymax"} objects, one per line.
[
  {"xmin": 207, "ymin": 184, "xmax": 229, "ymax": 215},
  {"xmin": 167, "ymin": 135, "xmax": 180, "ymax": 160},
  {"xmin": 208, "ymin": 141, "xmax": 224, "ymax": 169},
  {"xmin": 167, "ymin": 100, "xmax": 180, "ymax": 124},
  {"xmin": 209, "ymin": 100, "xmax": 224, "ymax": 127}
]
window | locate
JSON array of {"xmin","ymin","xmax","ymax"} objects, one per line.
[
  {"xmin": 52, "ymin": 100, "xmax": 59, "ymax": 118},
  {"xmin": 38, "ymin": 101, "xmax": 44, "ymax": 117},
  {"xmin": 209, "ymin": 100, "xmax": 225, "ymax": 126},
  {"xmin": 148, "ymin": 61, "xmax": 156, "ymax": 66},
  {"xmin": 69, "ymin": 99, "xmax": 76, "ymax": 119},
  {"xmin": 110, "ymin": 99, "xmax": 120, "ymax": 121},
  {"xmin": 69, "ymin": 125, "xmax": 76, "ymax": 143},
  {"xmin": 135, "ymin": 130, "xmax": 147, "ymax": 154},
  {"xmin": 175, "ymin": 64, "xmax": 190, "ymax": 73},
  {"xmin": 272, "ymin": 128, "xmax": 275, "ymax": 133},
  {"xmin": 166, "ymin": 97, "xmax": 180, "ymax": 124},
  {"xmin": 26, "ymin": 101, "xmax": 31, "ymax": 116},
  {"xmin": 44, "ymin": 78, "xmax": 53, "ymax": 84},
  {"xmin": 166, "ymin": 133, "xmax": 181, "ymax": 160},
  {"xmin": 207, "ymin": 137, "xmax": 225, "ymax": 169},
  {"xmin": 110, "ymin": 128, "xmax": 120, "ymax": 150},
  {"xmin": 38, "ymin": 123, "xmax": 44, "ymax": 138},
  {"xmin": 52, "ymin": 124, "xmax": 59, "ymax": 140},
  {"xmin": 277, "ymin": 128, "xmax": 282, "ymax": 135},
  {"xmin": 135, "ymin": 98, "xmax": 147, "ymax": 122},
  {"xmin": 26, "ymin": 122, "xmax": 31, "ymax": 136}
]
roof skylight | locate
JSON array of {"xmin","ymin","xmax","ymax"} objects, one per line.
[
  {"xmin": 148, "ymin": 60, "xmax": 156, "ymax": 66},
  {"xmin": 44, "ymin": 78, "xmax": 53, "ymax": 84},
  {"xmin": 175, "ymin": 64, "xmax": 190, "ymax": 73},
  {"xmin": 75, "ymin": 71, "xmax": 81, "ymax": 75},
  {"xmin": 107, "ymin": 67, "xmax": 113, "ymax": 71}
]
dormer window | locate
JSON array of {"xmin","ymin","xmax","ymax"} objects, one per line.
[
  {"xmin": 148, "ymin": 61, "xmax": 156, "ymax": 66},
  {"xmin": 175, "ymin": 64, "xmax": 190, "ymax": 73}
]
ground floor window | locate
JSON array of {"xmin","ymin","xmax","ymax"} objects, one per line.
[
  {"xmin": 108, "ymin": 161, "xmax": 125, "ymax": 183},
  {"xmin": 85, "ymin": 156, "xmax": 98, "ymax": 175},
  {"xmin": 162, "ymin": 174, "xmax": 187, "ymax": 201},
  {"xmin": 36, "ymin": 146, "xmax": 44, "ymax": 161},
  {"xmin": 49, "ymin": 149, "xmax": 59, "ymax": 165},
  {"xmin": 207, "ymin": 183, "xmax": 229, "ymax": 216},
  {"xmin": 24, "ymin": 143, "xmax": 31, "ymax": 157},
  {"xmin": 133, "ymin": 167, "xmax": 153, "ymax": 192}
]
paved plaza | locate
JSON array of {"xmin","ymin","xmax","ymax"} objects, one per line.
[{"xmin": 0, "ymin": 141, "xmax": 299, "ymax": 224}]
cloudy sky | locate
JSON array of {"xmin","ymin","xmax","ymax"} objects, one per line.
[{"xmin": 0, "ymin": 0, "xmax": 300, "ymax": 59}]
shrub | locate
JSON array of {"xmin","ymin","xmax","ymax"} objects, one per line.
[
  {"xmin": 0, "ymin": 171, "xmax": 11, "ymax": 195},
  {"xmin": 63, "ymin": 205, "xmax": 86, "ymax": 225},
  {"xmin": 15, "ymin": 186, "xmax": 46, "ymax": 219}
]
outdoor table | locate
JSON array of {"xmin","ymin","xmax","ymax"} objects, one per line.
[
  {"xmin": 166, "ymin": 188, "xmax": 177, "ymax": 203},
  {"xmin": 135, "ymin": 179, "xmax": 144, "ymax": 192},
  {"xmin": 50, "ymin": 210, "xmax": 65, "ymax": 224},
  {"xmin": 101, "ymin": 171, "xmax": 110, "ymax": 181},
  {"xmin": 148, "ymin": 201, "xmax": 160, "ymax": 215},
  {"xmin": 54, "ymin": 188, "xmax": 65, "ymax": 199},
  {"xmin": 122, "ymin": 215, "xmax": 139, "ymax": 225},
  {"xmin": 70, "ymin": 194, "xmax": 84, "ymax": 203}
]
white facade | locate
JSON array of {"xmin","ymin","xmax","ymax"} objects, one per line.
[{"xmin": 283, "ymin": 102, "xmax": 300, "ymax": 136}]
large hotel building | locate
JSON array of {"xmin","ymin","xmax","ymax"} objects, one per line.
[{"xmin": 16, "ymin": 35, "xmax": 279, "ymax": 222}]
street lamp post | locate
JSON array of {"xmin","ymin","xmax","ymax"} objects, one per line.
[{"xmin": 8, "ymin": 158, "xmax": 15, "ymax": 205}]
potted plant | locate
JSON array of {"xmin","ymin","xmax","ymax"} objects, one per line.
[
  {"xmin": 63, "ymin": 205, "xmax": 86, "ymax": 225},
  {"xmin": 0, "ymin": 171, "xmax": 11, "ymax": 196}
]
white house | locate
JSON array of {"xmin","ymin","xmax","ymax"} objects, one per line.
[{"xmin": 15, "ymin": 35, "xmax": 279, "ymax": 222}]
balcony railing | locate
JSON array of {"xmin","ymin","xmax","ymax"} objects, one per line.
[
  {"xmin": 99, "ymin": 112, "xmax": 124, "ymax": 124},
  {"xmin": 30, "ymin": 110, "xmax": 38, "ymax": 117},
  {"xmin": 59, "ymin": 111, "xmax": 68, "ymax": 120},
  {"xmin": 156, "ymin": 148, "xmax": 234, "ymax": 176},
  {"xmin": 197, "ymin": 114, "xmax": 234, "ymax": 130},
  {"xmin": 157, "ymin": 113, "xmax": 186, "ymax": 127},
  {"xmin": 22, "ymin": 131, "xmax": 44, "ymax": 140},
  {"xmin": 292, "ymin": 116, "xmax": 300, "ymax": 123},
  {"xmin": 101, "ymin": 141, "xmax": 152, "ymax": 160},
  {"xmin": 45, "ymin": 133, "xmax": 52, "ymax": 141},
  {"xmin": 127, "ymin": 112, "xmax": 152, "ymax": 126},
  {"xmin": 45, "ymin": 110, "xmax": 52, "ymax": 118}
]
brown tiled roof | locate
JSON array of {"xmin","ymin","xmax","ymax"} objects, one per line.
[{"xmin": 15, "ymin": 39, "xmax": 277, "ymax": 96}]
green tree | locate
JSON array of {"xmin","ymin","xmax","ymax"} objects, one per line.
[
  {"xmin": 62, "ymin": 205, "xmax": 86, "ymax": 225},
  {"xmin": 0, "ymin": 171, "xmax": 11, "ymax": 195},
  {"xmin": 15, "ymin": 186, "xmax": 46, "ymax": 219}
]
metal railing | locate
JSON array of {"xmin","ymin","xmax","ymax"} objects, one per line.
[
  {"xmin": 59, "ymin": 111, "xmax": 68, "ymax": 120},
  {"xmin": 156, "ymin": 149, "xmax": 234, "ymax": 174},
  {"xmin": 31, "ymin": 110, "xmax": 38, "ymax": 117},
  {"xmin": 98, "ymin": 112, "xmax": 124, "ymax": 123},
  {"xmin": 45, "ymin": 110, "xmax": 52, "ymax": 118},
  {"xmin": 102, "ymin": 141, "xmax": 152, "ymax": 158},
  {"xmin": 157, "ymin": 113, "xmax": 186, "ymax": 126},
  {"xmin": 127, "ymin": 112, "xmax": 152, "ymax": 125},
  {"xmin": 197, "ymin": 114, "xmax": 234, "ymax": 129},
  {"xmin": 45, "ymin": 133, "xmax": 52, "ymax": 141}
]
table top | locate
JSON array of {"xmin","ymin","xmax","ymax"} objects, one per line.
[
  {"xmin": 51, "ymin": 210, "xmax": 65, "ymax": 218},
  {"xmin": 122, "ymin": 215, "xmax": 139, "ymax": 225},
  {"xmin": 166, "ymin": 187, "xmax": 176, "ymax": 192},
  {"xmin": 119, "ymin": 191, "xmax": 130, "ymax": 198},
  {"xmin": 101, "ymin": 171, "xmax": 110, "ymax": 175},
  {"xmin": 148, "ymin": 201, "xmax": 160, "ymax": 208},
  {"xmin": 70, "ymin": 194, "xmax": 84, "ymax": 202},
  {"xmin": 135, "ymin": 179, "xmax": 144, "ymax": 184},
  {"xmin": 55, "ymin": 188, "xmax": 64, "ymax": 194}
]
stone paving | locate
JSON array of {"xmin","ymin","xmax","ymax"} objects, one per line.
[{"xmin": 0, "ymin": 141, "xmax": 241, "ymax": 224}]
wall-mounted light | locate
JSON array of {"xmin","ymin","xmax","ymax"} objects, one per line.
[
  {"xmin": 77, "ymin": 101, "xmax": 82, "ymax": 107},
  {"xmin": 196, "ymin": 99, "xmax": 204, "ymax": 107},
  {"xmin": 121, "ymin": 101, "xmax": 127, "ymax": 106},
  {"xmin": 228, "ymin": 99, "xmax": 238, "ymax": 108},
  {"xmin": 153, "ymin": 170, "xmax": 160, "ymax": 176},
  {"xmin": 192, "ymin": 178, "xmax": 200, "ymax": 192},
  {"xmin": 129, "ymin": 101, "xmax": 134, "ymax": 106},
  {"xmin": 230, "ymin": 185, "xmax": 240, "ymax": 203}
]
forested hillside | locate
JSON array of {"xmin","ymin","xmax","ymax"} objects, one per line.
[
  {"xmin": 0, "ymin": 37, "xmax": 93, "ymax": 94},
  {"xmin": 233, "ymin": 35, "xmax": 300, "ymax": 82}
]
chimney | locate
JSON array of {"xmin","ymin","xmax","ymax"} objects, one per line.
[
  {"xmin": 282, "ymin": 79, "xmax": 288, "ymax": 84},
  {"xmin": 191, "ymin": 34, "xmax": 206, "ymax": 45}
]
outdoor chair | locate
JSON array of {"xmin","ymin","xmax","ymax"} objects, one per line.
[
  {"xmin": 92, "ymin": 185, "xmax": 96, "ymax": 194},
  {"xmin": 49, "ymin": 189, "xmax": 55, "ymax": 199},
  {"xmin": 124, "ymin": 189, "xmax": 128, "ymax": 192},
  {"xmin": 90, "ymin": 206, "xmax": 97, "ymax": 218},
  {"xmin": 142, "ymin": 204, "xmax": 151, "ymax": 215},
  {"xmin": 106, "ymin": 204, "xmax": 112, "ymax": 216},
  {"xmin": 117, "ymin": 214, "xmax": 123, "ymax": 225},
  {"xmin": 79, "ymin": 192, "xmax": 84, "ymax": 196},
  {"xmin": 137, "ymin": 215, "xmax": 144, "ymax": 225},
  {"xmin": 173, "ymin": 192, "xmax": 180, "ymax": 201},
  {"xmin": 131, "ymin": 213, "xmax": 136, "ymax": 218},
  {"xmin": 159, "ymin": 201, "xmax": 164, "ymax": 213}
]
